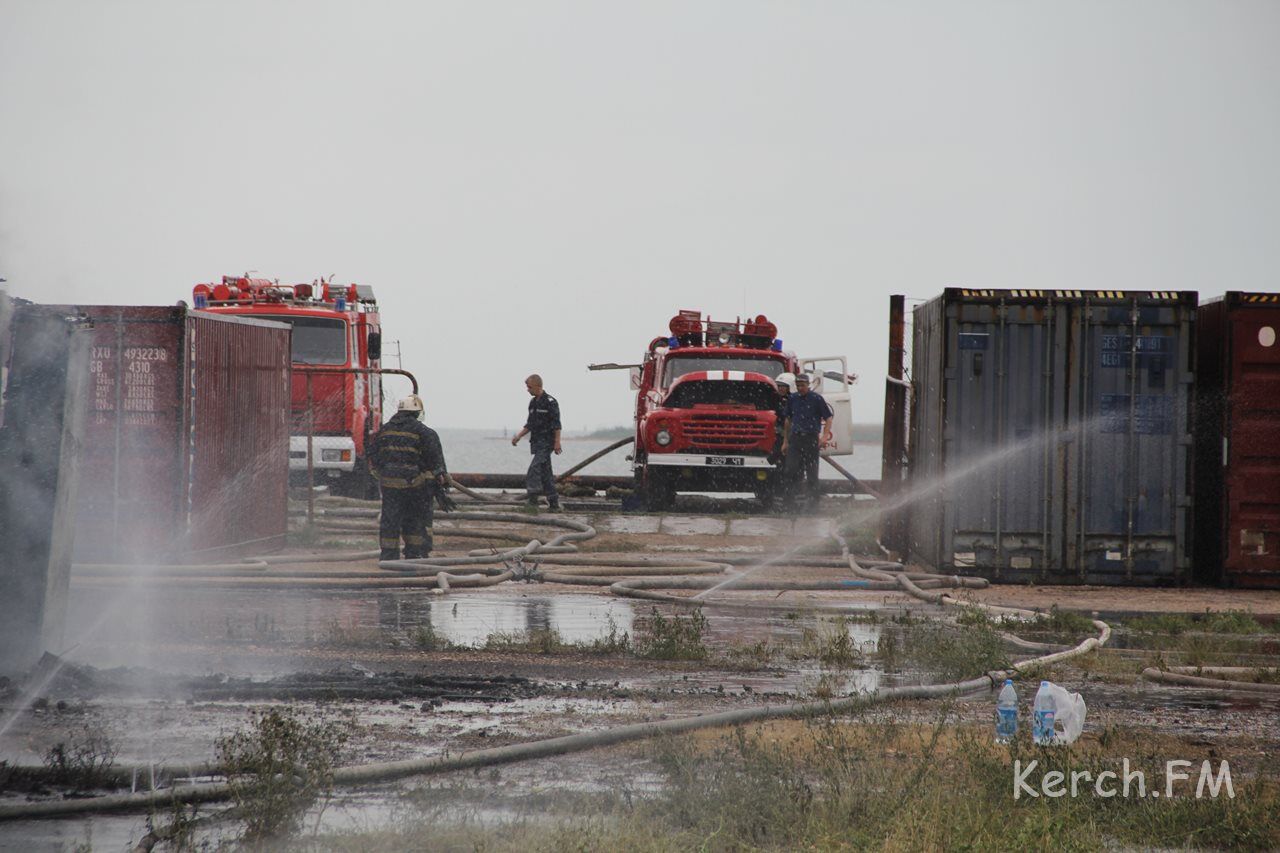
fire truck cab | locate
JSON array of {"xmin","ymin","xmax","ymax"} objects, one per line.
[
  {"xmin": 602, "ymin": 310, "xmax": 854, "ymax": 510},
  {"xmin": 192, "ymin": 276, "xmax": 383, "ymax": 496}
]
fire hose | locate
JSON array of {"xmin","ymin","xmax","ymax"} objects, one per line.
[{"xmin": 7, "ymin": 510, "xmax": 1123, "ymax": 822}]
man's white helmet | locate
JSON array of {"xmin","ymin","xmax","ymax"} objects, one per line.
[
  {"xmin": 775, "ymin": 372, "xmax": 797, "ymax": 394},
  {"xmin": 398, "ymin": 395, "xmax": 425, "ymax": 414}
]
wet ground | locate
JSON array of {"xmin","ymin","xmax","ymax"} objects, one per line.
[{"xmin": 3, "ymin": 501, "xmax": 1279, "ymax": 850}]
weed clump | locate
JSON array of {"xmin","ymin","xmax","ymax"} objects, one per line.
[
  {"xmin": 881, "ymin": 620, "xmax": 1009, "ymax": 681},
  {"xmin": 483, "ymin": 628, "xmax": 567, "ymax": 654},
  {"xmin": 796, "ymin": 617, "xmax": 864, "ymax": 667},
  {"xmin": 216, "ymin": 707, "xmax": 349, "ymax": 845},
  {"xmin": 636, "ymin": 608, "xmax": 708, "ymax": 661},
  {"xmin": 411, "ymin": 621, "xmax": 449, "ymax": 652},
  {"xmin": 42, "ymin": 724, "xmax": 117, "ymax": 789}
]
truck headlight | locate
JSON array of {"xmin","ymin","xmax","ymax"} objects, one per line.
[
  {"xmin": 321, "ymin": 449, "xmax": 351, "ymax": 462},
  {"xmin": 655, "ymin": 429, "xmax": 672, "ymax": 446}
]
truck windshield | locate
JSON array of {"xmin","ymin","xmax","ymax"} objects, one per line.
[
  {"xmin": 663, "ymin": 356, "xmax": 785, "ymax": 386},
  {"xmin": 258, "ymin": 316, "xmax": 348, "ymax": 365},
  {"xmin": 665, "ymin": 380, "xmax": 778, "ymax": 410}
]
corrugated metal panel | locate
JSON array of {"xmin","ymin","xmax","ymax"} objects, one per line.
[
  {"xmin": 53, "ymin": 306, "xmax": 290, "ymax": 562},
  {"xmin": 73, "ymin": 307, "xmax": 187, "ymax": 561},
  {"xmin": 1195, "ymin": 292, "xmax": 1280, "ymax": 588},
  {"xmin": 185, "ymin": 311, "xmax": 291, "ymax": 555},
  {"xmin": 907, "ymin": 288, "xmax": 1195, "ymax": 585}
]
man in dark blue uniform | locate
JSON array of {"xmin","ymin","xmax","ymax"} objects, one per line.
[
  {"xmin": 511, "ymin": 374, "xmax": 562, "ymax": 511},
  {"xmin": 781, "ymin": 373, "xmax": 833, "ymax": 508},
  {"xmin": 369, "ymin": 395, "xmax": 448, "ymax": 560}
]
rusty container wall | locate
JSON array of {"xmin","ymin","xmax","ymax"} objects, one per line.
[
  {"xmin": 58, "ymin": 306, "xmax": 290, "ymax": 561},
  {"xmin": 1195, "ymin": 293, "xmax": 1280, "ymax": 588},
  {"xmin": 184, "ymin": 311, "xmax": 291, "ymax": 556},
  {"xmin": 73, "ymin": 306, "xmax": 188, "ymax": 561},
  {"xmin": 907, "ymin": 289, "xmax": 1195, "ymax": 585}
]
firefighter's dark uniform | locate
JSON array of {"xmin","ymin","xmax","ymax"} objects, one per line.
[
  {"xmin": 770, "ymin": 389, "xmax": 789, "ymax": 501},
  {"xmin": 369, "ymin": 410, "xmax": 447, "ymax": 560},
  {"xmin": 524, "ymin": 391, "xmax": 561, "ymax": 509},
  {"xmin": 784, "ymin": 390, "xmax": 833, "ymax": 505}
]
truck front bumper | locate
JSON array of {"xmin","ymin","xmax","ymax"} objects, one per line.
[
  {"xmin": 644, "ymin": 453, "xmax": 774, "ymax": 469},
  {"xmin": 289, "ymin": 435, "xmax": 357, "ymax": 477}
]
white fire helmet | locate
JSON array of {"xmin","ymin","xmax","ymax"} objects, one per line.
[
  {"xmin": 775, "ymin": 372, "xmax": 797, "ymax": 394},
  {"xmin": 398, "ymin": 395, "xmax": 425, "ymax": 415}
]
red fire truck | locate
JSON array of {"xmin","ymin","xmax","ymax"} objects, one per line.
[
  {"xmin": 192, "ymin": 275, "xmax": 383, "ymax": 496},
  {"xmin": 593, "ymin": 310, "xmax": 854, "ymax": 509}
]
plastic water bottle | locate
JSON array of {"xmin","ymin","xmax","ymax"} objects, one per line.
[
  {"xmin": 1033, "ymin": 680, "xmax": 1056, "ymax": 745},
  {"xmin": 995, "ymin": 679, "xmax": 1018, "ymax": 743}
]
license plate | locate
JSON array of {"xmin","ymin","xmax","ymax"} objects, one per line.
[{"xmin": 705, "ymin": 456, "xmax": 744, "ymax": 466}]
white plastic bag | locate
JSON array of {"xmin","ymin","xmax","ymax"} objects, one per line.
[{"xmin": 1041, "ymin": 681, "xmax": 1087, "ymax": 745}]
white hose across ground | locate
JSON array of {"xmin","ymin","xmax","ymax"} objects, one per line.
[{"xmin": 1, "ymin": 506, "xmax": 1125, "ymax": 822}]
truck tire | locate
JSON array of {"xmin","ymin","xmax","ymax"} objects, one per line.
[
  {"xmin": 339, "ymin": 460, "xmax": 380, "ymax": 500},
  {"xmin": 754, "ymin": 475, "xmax": 777, "ymax": 511}
]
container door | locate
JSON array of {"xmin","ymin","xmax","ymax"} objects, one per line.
[
  {"xmin": 1224, "ymin": 308, "xmax": 1280, "ymax": 583},
  {"xmin": 1070, "ymin": 298, "xmax": 1191, "ymax": 582},
  {"xmin": 943, "ymin": 300, "xmax": 1063, "ymax": 579},
  {"xmin": 800, "ymin": 356, "xmax": 853, "ymax": 456}
]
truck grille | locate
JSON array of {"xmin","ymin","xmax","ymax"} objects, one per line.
[{"xmin": 682, "ymin": 414, "xmax": 769, "ymax": 450}]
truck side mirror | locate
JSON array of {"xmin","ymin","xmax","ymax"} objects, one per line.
[{"xmin": 368, "ymin": 332, "xmax": 382, "ymax": 361}]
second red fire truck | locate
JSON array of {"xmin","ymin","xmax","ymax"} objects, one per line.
[
  {"xmin": 193, "ymin": 275, "xmax": 384, "ymax": 496},
  {"xmin": 593, "ymin": 310, "xmax": 854, "ymax": 509}
]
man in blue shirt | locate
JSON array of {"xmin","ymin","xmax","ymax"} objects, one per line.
[
  {"xmin": 781, "ymin": 373, "xmax": 833, "ymax": 507},
  {"xmin": 511, "ymin": 374, "xmax": 563, "ymax": 511}
]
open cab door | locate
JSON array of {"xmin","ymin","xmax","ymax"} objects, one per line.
[{"xmin": 800, "ymin": 356, "xmax": 855, "ymax": 457}]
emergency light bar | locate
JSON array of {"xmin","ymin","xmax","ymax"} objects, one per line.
[
  {"xmin": 193, "ymin": 277, "xmax": 377, "ymax": 308},
  {"xmin": 665, "ymin": 311, "xmax": 780, "ymax": 350}
]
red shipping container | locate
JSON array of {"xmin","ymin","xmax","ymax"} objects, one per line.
[
  {"xmin": 1195, "ymin": 292, "xmax": 1280, "ymax": 587},
  {"xmin": 59, "ymin": 306, "xmax": 291, "ymax": 562}
]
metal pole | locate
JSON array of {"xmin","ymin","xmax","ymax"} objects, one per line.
[
  {"xmin": 880, "ymin": 295, "xmax": 906, "ymax": 553},
  {"xmin": 306, "ymin": 372, "xmax": 315, "ymax": 525}
]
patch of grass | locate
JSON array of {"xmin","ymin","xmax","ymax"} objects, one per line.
[
  {"xmin": 42, "ymin": 724, "xmax": 117, "ymax": 789},
  {"xmin": 881, "ymin": 620, "xmax": 1009, "ymax": 681},
  {"xmin": 216, "ymin": 707, "xmax": 349, "ymax": 846},
  {"xmin": 585, "ymin": 616, "xmax": 632, "ymax": 654},
  {"xmin": 635, "ymin": 608, "xmax": 708, "ymax": 661},
  {"xmin": 317, "ymin": 716, "xmax": 1280, "ymax": 852},
  {"xmin": 411, "ymin": 621, "xmax": 451, "ymax": 652},
  {"xmin": 1125, "ymin": 609, "xmax": 1266, "ymax": 636},
  {"xmin": 794, "ymin": 617, "xmax": 865, "ymax": 667},
  {"xmin": 721, "ymin": 639, "xmax": 781, "ymax": 669},
  {"xmin": 477, "ymin": 619, "xmax": 632, "ymax": 656},
  {"xmin": 1028, "ymin": 605, "xmax": 1096, "ymax": 637},
  {"xmin": 483, "ymin": 628, "xmax": 568, "ymax": 654}
]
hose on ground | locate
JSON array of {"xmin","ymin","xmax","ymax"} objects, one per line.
[
  {"xmin": 1141, "ymin": 667, "xmax": 1280, "ymax": 694},
  {"xmin": 8, "ymin": 517, "xmax": 1122, "ymax": 822}
]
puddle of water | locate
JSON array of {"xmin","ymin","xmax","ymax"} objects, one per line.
[
  {"xmin": 59, "ymin": 588, "xmax": 641, "ymax": 672},
  {"xmin": 423, "ymin": 596, "xmax": 634, "ymax": 647}
]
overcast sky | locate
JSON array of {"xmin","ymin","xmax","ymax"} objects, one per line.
[{"xmin": 3, "ymin": 1, "xmax": 1278, "ymax": 430}]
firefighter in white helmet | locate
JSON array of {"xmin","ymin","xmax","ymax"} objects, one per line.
[{"xmin": 368, "ymin": 394, "xmax": 450, "ymax": 561}]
